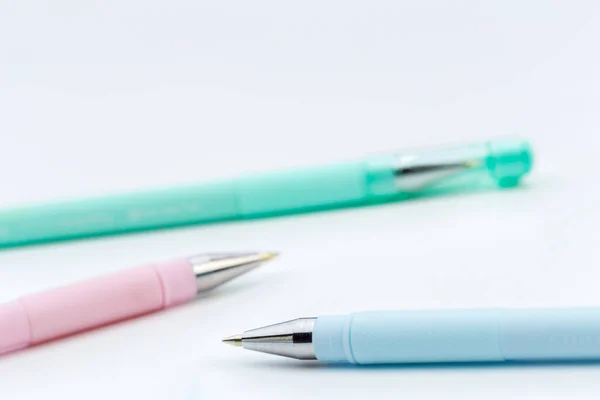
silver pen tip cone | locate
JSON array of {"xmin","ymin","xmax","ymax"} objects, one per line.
[
  {"xmin": 258, "ymin": 252, "xmax": 279, "ymax": 262},
  {"xmin": 190, "ymin": 251, "xmax": 280, "ymax": 293},
  {"xmin": 222, "ymin": 334, "xmax": 243, "ymax": 347}
]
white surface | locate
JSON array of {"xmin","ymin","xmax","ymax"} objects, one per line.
[{"xmin": 1, "ymin": 1, "xmax": 599, "ymax": 398}]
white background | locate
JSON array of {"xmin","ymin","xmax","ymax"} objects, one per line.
[{"xmin": 1, "ymin": 1, "xmax": 599, "ymax": 399}]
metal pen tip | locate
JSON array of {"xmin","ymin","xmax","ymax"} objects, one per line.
[
  {"xmin": 463, "ymin": 160, "xmax": 483, "ymax": 168},
  {"xmin": 222, "ymin": 334, "xmax": 243, "ymax": 347},
  {"xmin": 189, "ymin": 251, "xmax": 280, "ymax": 293},
  {"xmin": 220, "ymin": 318, "xmax": 317, "ymax": 359},
  {"xmin": 258, "ymin": 252, "xmax": 279, "ymax": 262}
]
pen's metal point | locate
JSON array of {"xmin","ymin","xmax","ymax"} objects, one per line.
[
  {"xmin": 189, "ymin": 251, "xmax": 280, "ymax": 293},
  {"xmin": 222, "ymin": 334, "xmax": 243, "ymax": 347},
  {"xmin": 464, "ymin": 160, "xmax": 483, "ymax": 168},
  {"xmin": 259, "ymin": 252, "xmax": 279, "ymax": 262}
]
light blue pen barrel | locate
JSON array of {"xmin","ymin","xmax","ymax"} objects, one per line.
[
  {"xmin": 313, "ymin": 308, "xmax": 600, "ymax": 364},
  {"xmin": 0, "ymin": 138, "xmax": 532, "ymax": 247}
]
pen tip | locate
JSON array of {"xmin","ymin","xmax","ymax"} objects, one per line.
[
  {"xmin": 464, "ymin": 160, "xmax": 483, "ymax": 168},
  {"xmin": 222, "ymin": 334, "xmax": 243, "ymax": 347},
  {"xmin": 259, "ymin": 252, "xmax": 279, "ymax": 262}
]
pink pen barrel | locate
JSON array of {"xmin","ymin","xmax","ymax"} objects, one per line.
[{"xmin": 0, "ymin": 259, "xmax": 197, "ymax": 355}]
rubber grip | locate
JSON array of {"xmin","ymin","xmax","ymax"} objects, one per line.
[
  {"xmin": 314, "ymin": 308, "xmax": 600, "ymax": 364},
  {"xmin": 0, "ymin": 259, "xmax": 196, "ymax": 355}
]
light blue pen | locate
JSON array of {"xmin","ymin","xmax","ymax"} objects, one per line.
[{"xmin": 223, "ymin": 308, "xmax": 600, "ymax": 364}]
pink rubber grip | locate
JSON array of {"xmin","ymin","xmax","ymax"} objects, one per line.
[{"xmin": 0, "ymin": 259, "xmax": 197, "ymax": 355}]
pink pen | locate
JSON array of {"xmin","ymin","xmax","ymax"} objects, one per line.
[{"xmin": 0, "ymin": 252, "xmax": 277, "ymax": 355}]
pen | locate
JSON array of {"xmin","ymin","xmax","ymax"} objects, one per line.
[
  {"xmin": 223, "ymin": 307, "xmax": 600, "ymax": 364},
  {"xmin": 0, "ymin": 138, "xmax": 532, "ymax": 248},
  {"xmin": 0, "ymin": 251, "xmax": 277, "ymax": 356}
]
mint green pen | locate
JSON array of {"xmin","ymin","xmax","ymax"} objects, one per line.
[{"xmin": 0, "ymin": 138, "xmax": 532, "ymax": 248}]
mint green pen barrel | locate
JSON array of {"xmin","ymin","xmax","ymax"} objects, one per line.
[{"xmin": 0, "ymin": 138, "xmax": 532, "ymax": 248}]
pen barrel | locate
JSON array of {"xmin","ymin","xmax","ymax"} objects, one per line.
[
  {"xmin": 0, "ymin": 182, "xmax": 241, "ymax": 247},
  {"xmin": 0, "ymin": 138, "xmax": 532, "ymax": 248},
  {"xmin": 234, "ymin": 159, "xmax": 397, "ymax": 215},
  {"xmin": 0, "ymin": 259, "xmax": 196, "ymax": 355},
  {"xmin": 313, "ymin": 308, "xmax": 600, "ymax": 364},
  {"xmin": 0, "ymin": 162, "xmax": 396, "ymax": 248}
]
